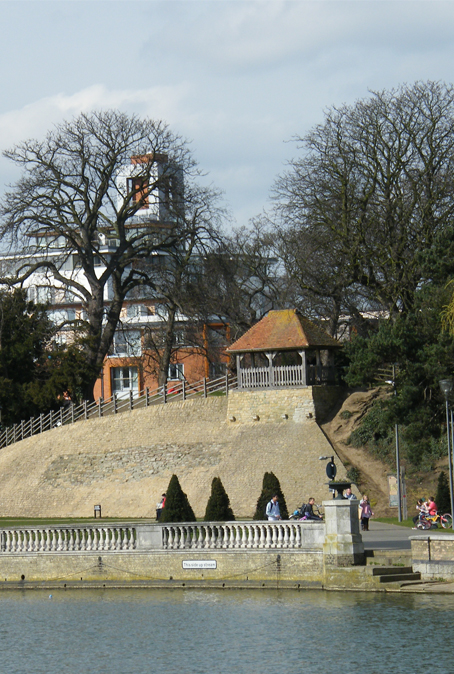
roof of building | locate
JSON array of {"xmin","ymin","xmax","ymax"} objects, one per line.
[{"xmin": 226, "ymin": 309, "xmax": 342, "ymax": 353}]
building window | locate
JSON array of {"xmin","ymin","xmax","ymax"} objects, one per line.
[
  {"xmin": 111, "ymin": 366, "xmax": 139, "ymax": 398},
  {"xmin": 210, "ymin": 362, "xmax": 227, "ymax": 379},
  {"xmin": 168, "ymin": 363, "xmax": 184, "ymax": 380},
  {"xmin": 126, "ymin": 304, "xmax": 149, "ymax": 318},
  {"xmin": 128, "ymin": 177, "xmax": 149, "ymax": 209},
  {"xmin": 36, "ymin": 286, "xmax": 55, "ymax": 303},
  {"xmin": 110, "ymin": 329, "xmax": 142, "ymax": 357}
]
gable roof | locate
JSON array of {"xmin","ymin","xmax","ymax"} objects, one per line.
[{"xmin": 226, "ymin": 309, "xmax": 341, "ymax": 354}]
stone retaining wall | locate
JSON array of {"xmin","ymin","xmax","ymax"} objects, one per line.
[
  {"xmin": 411, "ymin": 534, "xmax": 454, "ymax": 580},
  {"xmin": 0, "ymin": 392, "xmax": 345, "ymax": 519}
]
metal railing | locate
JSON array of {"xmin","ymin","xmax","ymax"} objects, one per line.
[{"xmin": 0, "ymin": 374, "xmax": 238, "ymax": 450}]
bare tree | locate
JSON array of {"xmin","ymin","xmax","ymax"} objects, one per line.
[
  {"xmin": 200, "ymin": 220, "xmax": 281, "ymax": 342},
  {"xmin": 272, "ymin": 81, "xmax": 454, "ymax": 334},
  {"xmin": 0, "ymin": 110, "xmax": 222, "ymax": 399},
  {"xmin": 139, "ymin": 183, "xmax": 226, "ymax": 386}
]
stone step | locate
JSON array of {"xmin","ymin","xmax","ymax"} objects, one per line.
[
  {"xmin": 370, "ymin": 566, "xmax": 414, "ymax": 576},
  {"xmin": 378, "ymin": 572, "xmax": 421, "ymax": 583},
  {"xmin": 365, "ymin": 550, "xmax": 412, "ymax": 567}
]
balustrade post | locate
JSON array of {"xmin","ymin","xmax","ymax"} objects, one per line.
[
  {"xmin": 30, "ymin": 417, "xmax": 33, "ymax": 438},
  {"xmin": 182, "ymin": 379, "xmax": 186, "ymax": 401},
  {"xmin": 98, "ymin": 397, "xmax": 103, "ymax": 418},
  {"xmin": 163, "ymin": 385, "xmax": 167, "ymax": 404},
  {"xmin": 71, "ymin": 403, "xmax": 75, "ymax": 424},
  {"xmin": 129, "ymin": 390, "xmax": 133, "ymax": 411},
  {"xmin": 145, "ymin": 387, "xmax": 149, "ymax": 407},
  {"xmin": 265, "ymin": 525, "xmax": 272, "ymax": 549},
  {"xmin": 40, "ymin": 413, "xmax": 43, "ymax": 433},
  {"xmin": 203, "ymin": 378, "xmax": 207, "ymax": 398},
  {"xmin": 60, "ymin": 408, "xmax": 63, "ymax": 426},
  {"xmin": 84, "ymin": 400, "xmax": 88, "ymax": 420},
  {"xmin": 49, "ymin": 410, "xmax": 53, "ymax": 429},
  {"xmin": 113, "ymin": 393, "xmax": 117, "ymax": 414}
]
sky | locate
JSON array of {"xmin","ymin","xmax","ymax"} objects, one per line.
[{"xmin": 1, "ymin": 0, "xmax": 454, "ymax": 226}]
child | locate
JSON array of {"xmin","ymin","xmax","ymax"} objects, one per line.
[{"xmin": 359, "ymin": 494, "xmax": 374, "ymax": 531}]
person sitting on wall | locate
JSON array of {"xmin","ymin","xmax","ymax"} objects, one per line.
[
  {"xmin": 304, "ymin": 498, "xmax": 323, "ymax": 521},
  {"xmin": 156, "ymin": 493, "xmax": 166, "ymax": 521},
  {"xmin": 344, "ymin": 487, "xmax": 356, "ymax": 500},
  {"xmin": 266, "ymin": 494, "xmax": 282, "ymax": 521}
]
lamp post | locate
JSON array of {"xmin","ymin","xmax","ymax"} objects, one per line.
[
  {"xmin": 439, "ymin": 379, "xmax": 454, "ymax": 520},
  {"xmin": 386, "ymin": 364, "xmax": 402, "ymax": 521}
]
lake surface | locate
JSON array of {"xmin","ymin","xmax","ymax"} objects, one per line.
[{"xmin": 0, "ymin": 588, "xmax": 451, "ymax": 674}]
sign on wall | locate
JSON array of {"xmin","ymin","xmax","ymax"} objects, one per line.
[{"xmin": 182, "ymin": 560, "xmax": 217, "ymax": 569}]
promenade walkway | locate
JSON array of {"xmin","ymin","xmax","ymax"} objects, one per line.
[{"xmin": 362, "ymin": 520, "xmax": 413, "ymax": 550}]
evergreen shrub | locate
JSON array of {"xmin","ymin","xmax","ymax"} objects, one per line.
[
  {"xmin": 204, "ymin": 477, "xmax": 235, "ymax": 521},
  {"xmin": 436, "ymin": 471, "xmax": 451, "ymax": 514},
  {"xmin": 253, "ymin": 472, "xmax": 288, "ymax": 520},
  {"xmin": 160, "ymin": 474, "xmax": 196, "ymax": 523}
]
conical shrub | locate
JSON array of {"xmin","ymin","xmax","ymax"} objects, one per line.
[
  {"xmin": 160, "ymin": 474, "xmax": 196, "ymax": 522},
  {"xmin": 436, "ymin": 470, "xmax": 451, "ymax": 514},
  {"xmin": 204, "ymin": 477, "xmax": 235, "ymax": 521},
  {"xmin": 253, "ymin": 471, "xmax": 289, "ymax": 520}
]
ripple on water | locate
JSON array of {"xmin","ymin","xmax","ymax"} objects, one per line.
[{"xmin": 0, "ymin": 589, "xmax": 450, "ymax": 674}]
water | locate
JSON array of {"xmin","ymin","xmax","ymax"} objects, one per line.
[{"xmin": 0, "ymin": 588, "xmax": 451, "ymax": 674}]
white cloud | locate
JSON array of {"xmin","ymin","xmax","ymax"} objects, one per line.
[
  {"xmin": 0, "ymin": 84, "xmax": 192, "ymax": 150},
  {"xmin": 2, "ymin": 0, "xmax": 454, "ymax": 226}
]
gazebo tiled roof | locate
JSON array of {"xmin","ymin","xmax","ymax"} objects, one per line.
[{"xmin": 226, "ymin": 309, "xmax": 341, "ymax": 354}]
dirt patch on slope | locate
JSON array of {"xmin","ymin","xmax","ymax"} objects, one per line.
[{"xmin": 321, "ymin": 387, "xmax": 396, "ymax": 516}]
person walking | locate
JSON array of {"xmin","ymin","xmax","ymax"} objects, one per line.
[
  {"xmin": 359, "ymin": 494, "xmax": 373, "ymax": 531},
  {"xmin": 156, "ymin": 493, "xmax": 166, "ymax": 521},
  {"xmin": 265, "ymin": 494, "xmax": 281, "ymax": 521}
]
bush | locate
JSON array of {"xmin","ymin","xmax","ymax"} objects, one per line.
[
  {"xmin": 436, "ymin": 471, "xmax": 451, "ymax": 514},
  {"xmin": 204, "ymin": 477, "xmax": 235, "ymax": 521},
  {"xmin": 340, "ymin": 410, "xmax": 353, "ymax": 420},
  {"xmin": 160, "ymin": 474, "xmax": 196, "ymax": 523},
  {"xmin": 253, "ymin": 472, "xmax": 289, "ymax": 520},
  {"xmin": 346, "ymin": 466, "xmax": 360, "ymax": 485}
]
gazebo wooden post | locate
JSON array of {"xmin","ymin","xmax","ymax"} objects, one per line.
[
  {"xmin": 316, "ymin": 349, "xmax": 322, "ymax": 384},
  {"xmin": 265, "ymin": 352, "xmax": 276, "ymax": 387},
  {"xmin": 236, "ymin": 354, "xmax": 243, "ymax": 388},
  {"xmin": 298, "ymin": 350, "xmax": 307, "ymax": 387}
]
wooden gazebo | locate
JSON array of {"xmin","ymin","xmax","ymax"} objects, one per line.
[{"xmin": 226, "ymin": 309, "xmax": 342, "ymax": 389}]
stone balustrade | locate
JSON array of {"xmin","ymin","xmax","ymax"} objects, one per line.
[
  {"xmin": 0, "ymin": 525, "xmax": 136, "ymax": 553},
  {"xmin": 0, "ymin": 521, "xmax": 324, "ymax": 554},
  {"xmin": 161, "ymin": 521, "xmax": 324, "ymax": 550},
  {"xmin": 0, "ymin": 502, "xmax": 364, "ymax": 572}
]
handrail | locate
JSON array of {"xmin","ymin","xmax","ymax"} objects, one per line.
[{"xmin": 0, "ymin": 374, "xmax": 238, "ymax": 450}]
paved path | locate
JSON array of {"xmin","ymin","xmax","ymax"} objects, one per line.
[{"xmin": 361, "ymin": 520, "xmax": 414, "ymax": 550}]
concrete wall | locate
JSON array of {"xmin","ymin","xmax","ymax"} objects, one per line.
[
  {"xmin": 411, "ymin": 534, "xmax": 454, "ymax": 580},
  {"xmin": 0, "ymin": 550, "xmax": 324, "ymax": 586},
  {"xmin": 0, "ymin": 390, "xmax": 345, "ymax": 519}
]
